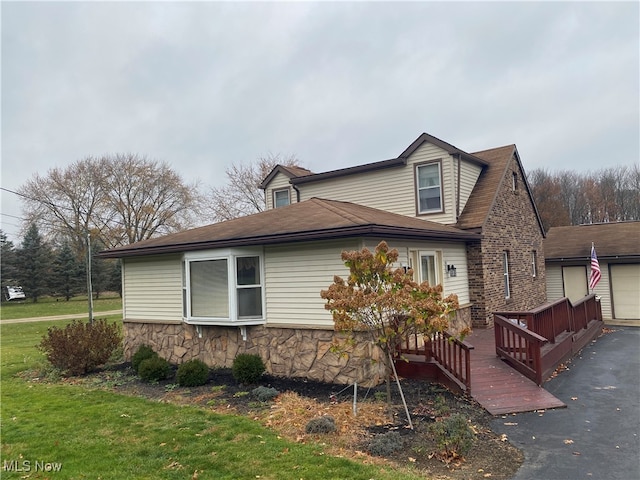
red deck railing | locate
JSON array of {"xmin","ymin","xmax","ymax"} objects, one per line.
[
  {"xmin": 430, "ymin": 331, "xmax": 474, "ymax": 391},
  {"xmin": 396, "ymin": 330, "xmax": 474, "ymax": 392},
  {"xmin": 494, "ymin": 295, "xmax": 603, "ymax": 385}
]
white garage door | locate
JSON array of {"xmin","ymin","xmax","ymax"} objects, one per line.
[
  {"xmin": 611, "ymin": 264, "xmax": 640, "ymax": 319},
  {"xmin": 563, "ymin": 266, "xmax": 588, "ymax": 304}
]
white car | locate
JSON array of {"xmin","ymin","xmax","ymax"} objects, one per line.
[{"xmin": 4, "ymin": 286, "xmax": 26, "ymax": 301}]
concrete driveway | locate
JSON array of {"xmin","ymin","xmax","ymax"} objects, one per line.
[{"xmin": 491, "ymin": 326, "xmax": 640, "ymax": 480}]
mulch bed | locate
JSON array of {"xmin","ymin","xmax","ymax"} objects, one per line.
[{"xmin": 72, "ymin": 364, "xmax": 523, "ymax": 479}]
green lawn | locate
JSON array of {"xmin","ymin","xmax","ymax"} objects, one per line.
[
  {"xmin": 0, "ymin": 294, "xmax": 122, "ymax": 320},
  {"xmin": 0, "ymin": 320, "xmax": 422, "ymax": 479}
]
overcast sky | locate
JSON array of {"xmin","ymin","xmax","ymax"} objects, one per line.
[{"xmin": 2, "ymin": 1, "xmax": 638, "ymax": 242}]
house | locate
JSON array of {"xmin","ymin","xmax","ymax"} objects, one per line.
[
  {"xmin": 545, "ymin": 221, "xmax": 640, "ymax": 324},
  {"xmin": 100, "ymin": 133, "xmax": 547, "ymax": 386}
]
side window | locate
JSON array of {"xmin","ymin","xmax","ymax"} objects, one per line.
[
  {"xmin": 416, "ymin": 163, "xmax": 443, "ymax": 214},
  {"xmin": 236, "ymin": 256, "xmax": 262, "ymax": 318},
  {"xmin": 531, "ymin": 250, "xmax": 538, "ymax": 278},
  {"xmin": 273, "ymin": 189, "xmax": 290, "ymax": 208},
  {"xmin": 503, "ymin": 251, "xmax": 511, "ymax": 299}
]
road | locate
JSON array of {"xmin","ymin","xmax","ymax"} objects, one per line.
[{"xmin": 0, "ymin": 310, "xmax": 123, "ymax": 324}]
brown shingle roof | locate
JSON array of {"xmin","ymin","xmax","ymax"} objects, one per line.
[
  {"xmin": 456, "ymin": 145, "xmax": 516, "ymax": 230},
  {"xmin": 545, "ymin": 222, "xmax": 640, "ymax": 261},
  {"xmin": 100, "ymin": 198, "xmax": 480, "ymax": 258},
  {"xmin": 259, "ymin": 164, "xmax": 313, "ymax": 189}
]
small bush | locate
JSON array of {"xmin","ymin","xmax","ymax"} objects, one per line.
[
  {"xmin": 138, "ymin": 356, "xmax": 171, "ymax": 383},
  {"xmin": 251, "ymin": 386, "xmax": 279, "ymax": 402},
  {"xmin": 132, "ymin": 344, "xmax": 158, "ymax": 372},
  {"xmin": 429, "ymin": 413, "xmax": 474, "ymax": 459},
  {"xmin": 38, "ymin": 319, "xmax": 122, "ymax": 376},
  {"xmin": 232, "ymin": 354, "xmax": 265, "ymax": 384},
  {"xmin": 305, "ymin": 415, "xmax": 336, "ymax": 434},
  {"xmin": 368, "ymin": 431, "xmax": 404, "ymax": 456},
  {"xmin": 176, "ymin": 359, "xmax": 209, "ymax": 387}
]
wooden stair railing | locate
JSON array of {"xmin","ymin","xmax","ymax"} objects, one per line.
[
  {"xmin": 494, "ymin": 314, "xmax": 548, "ymax": 385},
  {"xmin": 494, "ymin": 295, "xmax": 603, "ymax": 385}
]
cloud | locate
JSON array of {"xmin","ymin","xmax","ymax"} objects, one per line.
[{"xmin": 1, "ymin": 1, "xmax": 638, "ymax": 241}]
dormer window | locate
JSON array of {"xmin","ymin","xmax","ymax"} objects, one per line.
[
  {"xmin": 273, "ymin": 188, "xmax": 290, "ymax": 208},
  {"xmin": 416, "ymin": 162, "xmax": 443, "ymax": 214}
]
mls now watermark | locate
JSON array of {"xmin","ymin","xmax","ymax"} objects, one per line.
[{"xmin": 3, "ymin": 459, "xmax": 63, "ymax": 473}]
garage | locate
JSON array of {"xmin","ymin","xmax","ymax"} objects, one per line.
[
  {"xmin": 545, "ymin": 222, "xmax": 640, "ymax": 322},
  {"xmin": 611, "ymin": 264, "xmax": 640, "ymax": 319}
]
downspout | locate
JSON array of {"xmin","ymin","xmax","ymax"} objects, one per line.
[
  {"xmin": 455, "ymin": 154, "xmax": 461, "ymax": 221},
  {"xmin": 292, "ymin": 182, "xmax": 301, "ymax": 203}
]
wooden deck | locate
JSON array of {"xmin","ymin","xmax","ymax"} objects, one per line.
[{"xmin": 466, "ymin": 328, "xmax": 566, "ymax": 416}]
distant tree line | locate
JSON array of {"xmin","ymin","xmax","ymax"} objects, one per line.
[
  {"xmin": 1, "ymin": 226, "xmax": 120, "ymax": 302},
  {"xmin": 528, "ymin": 164, "xmax": 640, "ymax": 232}
]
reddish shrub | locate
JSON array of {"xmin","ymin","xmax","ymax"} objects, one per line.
[{"xmin": 38, "ymin": 319, "xmax": 122, "ymax": 376}]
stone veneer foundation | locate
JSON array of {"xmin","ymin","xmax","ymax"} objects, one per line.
[{"xmin": 123, "ymin": 306, "xmax": 471, "ymax": 388}]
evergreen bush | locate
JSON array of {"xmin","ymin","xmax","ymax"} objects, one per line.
[
  {"xmin": 305, "ymin": 415, "xmax": 337, "ymax": 434},
  {"xmin": 251, "ymin": 386, "xmax": 279, "ymax": 402},
  {"xmin": 231, "ymin": 353, "xmax": 265, "ymax": 384},
  {"xmin": 138, "ymin": 356, "xmax": 171, "ymax": 383},
  {"xmin": 367, "ymin": 431, "xmax": 404, "ymax": 456},
  {"xmin": 429, "ymin": 413, "xmax": 474, "ymax": 458},
  {"xmin": 132, "ymin": 344, "xmax": 157, "ymax": 372},
  {"xmin": 176, "ymin": 359, "xmax": 209, "ymax": 387}
]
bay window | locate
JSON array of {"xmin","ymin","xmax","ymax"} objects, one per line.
[{"xmin": 183, "ymin": 249, "xmax": 265, "ymax": 325}]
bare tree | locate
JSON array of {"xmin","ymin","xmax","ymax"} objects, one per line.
[
  {"xmin": 527, "ymin": 169, "xmax": 570, "ymax": 231},
  {"xmin": 529, "ymin": 165, "xmax": 640, "ymax": 228},
  {"xmin": 18, "ymin": 155, "xmax": 202, "ymax": 252},
  {"xmin": 207, "ymin": 153, "xmax": 301, "ymax": 222},
  {"xmin": 102, "ymin": 154, "xmax": 202, "ymax": 246},
  {"xmin": 19, "ymin": 157, "xmax": 110, "ymax": 257}
]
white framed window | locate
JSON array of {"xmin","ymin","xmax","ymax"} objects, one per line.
[
  {"xmin": 412, "ymin": 250, "xmax": 442, "ymax": 286},
  {"xmin": 183, "ymin": 248, "xmax": 265, "ymax": 326},
  {"xmin": 503, "ymin": 251, "xmax": 511, "ymax": 299},
  {"xmin": 416, "ymin": 162, "xmax": 443, "ymax": 214},
  {"xmin": 531, "ymin": 250, "xmax": 538, "ymax": 278},
  {"xmin": 273, "ymin": 188, "xmax": 290, "ymax": 208}
]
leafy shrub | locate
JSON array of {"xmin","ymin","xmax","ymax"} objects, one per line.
[
  {"xmin": 251, "ymin": 386, "xmax": 279, "ymax": 402},
  {"xmin": 176, "ymin": 359, "xmax": 209, "ymax": 387},
  {"xmin": 429, "ymin": 413, "xmax": 474, "ymax": 459},
  {"xmin": 132, "ymin": 344, "xmax": 158, "ymax": 372},
  {"xmin": 138, "ymin": 356, "xmax": 171, "ymax": 383},
  {"xmin": 232, "ymin": 353, "xmax": 265, "ymax": 384},
  {"xmin": 368, "ymin": 431, "xmax": 404, "ymax": 456},
  {"xmin": 305, "ymin": 415, "xmax": 336, "ymax": 434},
  {"xmin": 38, "ymin": 319, "xmax": 122, "ymax": 376}
]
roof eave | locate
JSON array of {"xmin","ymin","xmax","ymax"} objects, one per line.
[
  {"xmin": 99, "ymin": 225, "xmax": 481, "ymax": 258},
  {"xmin": 290, "ymin": 157, "xmax": 406, "ymax": 185}
]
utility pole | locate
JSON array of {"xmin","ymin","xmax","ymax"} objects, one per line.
[{"xmin": 86, "ymin": 231, "xmax": 94, "ymax": 323}]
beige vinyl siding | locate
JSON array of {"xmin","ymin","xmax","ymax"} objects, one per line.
[
  {"xmin": 264, "ymin": 240, "xmax": 357, "ymax": 328},
  {"xmin": 265, "ymin": 172, "xmax": 294, "ymax": 210},
  {"xmin": 298, "ymin": 143, "xmax": 458, "ymax": 224},
  {"xmin": 459, "ymin": 160, "xmax": 483, "ymax": 214},
  {"xmin": 362, "ymin": 239, "xmax": 470, "ymax": 305},
  {"xmin": 122, "ymin": 255, "xmax": 184, "ymax": 322},
  {"xmin": 593, "ymin": 263, "xmax": 612, "ymax": 320},
  {"xmin": 546, "ymin": 262, "xmax": 613, "ymax": 320}
]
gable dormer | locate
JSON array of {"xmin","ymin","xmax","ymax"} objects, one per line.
[
  {"xmin": 261, "ymin": 133, "xmax": 488, "ymax": 226},
  {"xmin": 260, "ymin": 165, "xmax": 313, "ymax": 210}
]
